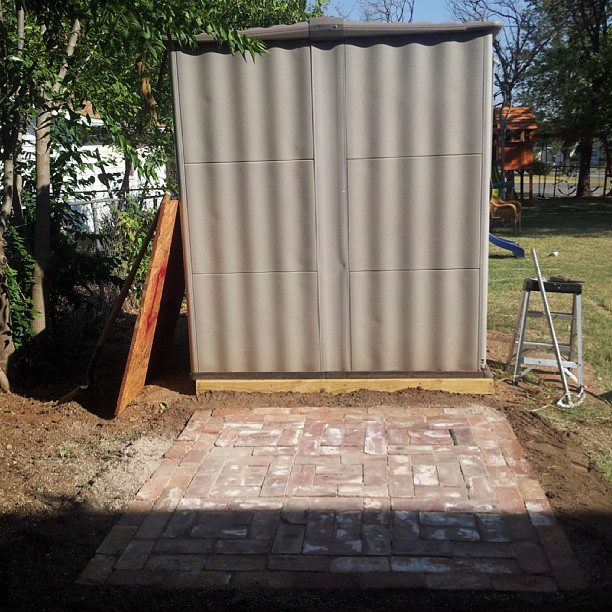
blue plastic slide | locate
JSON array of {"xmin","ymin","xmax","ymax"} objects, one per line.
[{"xmin": 489, "ymin": 234, "xmax": 525, "ymax": 258}]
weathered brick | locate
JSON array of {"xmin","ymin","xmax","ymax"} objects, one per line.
[
  {"xmin": 535, "ymin": 524, "xmax": 575, "ymax": 557},
  {"xmin": 153, "ymin": 538, "xmax": 215, "ymax": 554},
  {"xmin": 392, "ymin": 498, "xmax": 445, "ymax": 512},
  {"xmin": 412, "ymin": 465, "xmax": 439, "ymax": 486},
  {"xmin": 96, "ymin": 525, "xmax": 138, "ymax": 555},
  {"xmin": 513, "ymin": 541, "xmax": 550, "ymax": 573},
  {"xmin": 362, "ymin": 524, "xmax": 392, "ymax": 554},
  {"xmin": 115, "ymin": 539, "xmax": 155, "ymax": 570},
  {"xmin": 444, "ymin": 500, "xmax": 497, "ymax": 513},
  {"xmin": 230, "ymin": 499, "xmax": 284, "ymax": 511},
  {"xmin": 424, "ymin": 573, "xmax": 491, "ymax": 590},
  {"xmin": 547, "ymin": 555, "xmax": 587, "ymax": 591},
  {"xmin": 391, "ymin": 556, "xmax": 454, "ymax": 573},
  {"xmin": 272, "ymin": 524, "xmax": 305, "ymax": 554},
  {"xmin": 305, "ymin": 511, "xmax": 335, "ymax": 541},
  {"xmin": 267, "ymin": 554, "xmax": 330, "ymax": 572},
  {"xmin": 206, "ymin": 554, "xmax": 268, "ymax": 571},
  {"xmin": 145, "ymin": 554, "xmax": 206, "ymax": 572},
  {"xmin": 525, "ymin": 500, "xmax": 556, "ymax": 526},
  {"xmin": 455, "ymin": 557, "xmax": 520, "ymax": 574},
  {"xmin": 494, "ymin": 487, "xmax": 525, "ymax": 513},
  {"xmin": 481, "ymin": 448, "xmax": 506, "ymax": 467},
  {"xmin": 215, "ymin": 539, "xmax": 272, "ymax": 555},
  {"xmin": 363, "ymin": 497, "xmax": 391, "ymax": 525},
  {"xmin": 421, "ymin": 525, "xmax": 480, "ymax": 542},
  {"xmin": 77, "ymin": 554, "xmax": 116, "ymax": 585},
  {"xmin": 468, "ymin": 476, "xmax": 496, "ymax": 500},
  {"xmin": 393, "ymin": 539, "xmax": 453, "ymax": 557},
  {"xmin": 437, "ymin": 462, "xmax": 464, "ymax": 487},
  {"xmin": 162, "ymin": 511, "xmax": 197, "ymax": 538},
  {"xmin": 164, "ymin": 441, "xmax": 193, "ymax": 460},
  {"xmin": 452, "ymin": 541, "xmax": 514, "ymax": 558},
  {"xmin": 415, "ymin": 486, "xmax": 467, "ymax": 500},
  {"xmin": 302, "ymin": 539, "xmax": 362, "ymax": 555},
  {"xmin": 419, "ymin": 512, "xmax": 476, "ymax": 529},
  {"xmin": 330, "ymin": 557, "xmax": 390, "ymax": 572},
  {"xmin": 364, "ymin": 421, "xmax": 387, "ymax": 455},
  {"xmin": 249, "ymin": 511, "xmax": 280, "ymax": 539},
  {"xmin": 392, "ymin": 510, "xmax": 419, "ymax": 540}
]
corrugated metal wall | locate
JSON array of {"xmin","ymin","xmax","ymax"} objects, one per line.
[{"xmin": 170, "ymin": 21, "xmax": 494, "ymax": 376}]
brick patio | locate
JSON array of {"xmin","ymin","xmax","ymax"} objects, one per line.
[{"xmin": 79, "ymin": 404, "xmax": 585, "ymax": 591}]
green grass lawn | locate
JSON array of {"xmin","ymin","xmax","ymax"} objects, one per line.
[
  {"xmin": 488, "ymin": 198, "xmax": 612, "ymax": 480},
  {"xmin": 488, "ymin": 197, "xmax": 612, "ymax": 390}
]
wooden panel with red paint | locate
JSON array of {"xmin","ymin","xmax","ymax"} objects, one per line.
[{"xmin": 115, "ymin": 197, "xmax": 182, "ymax": 416}]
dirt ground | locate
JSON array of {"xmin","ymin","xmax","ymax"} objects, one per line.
[{"xmin": 0, "ymin": 321, "xmax": 610, "ymax": 610}]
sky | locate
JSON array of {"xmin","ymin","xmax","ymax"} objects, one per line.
[{"xmin": 328, "ymin": 0, "xmax": 451, "ymax": 23}]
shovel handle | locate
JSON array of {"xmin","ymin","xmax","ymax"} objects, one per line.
[{"xmin": 88, "ymin": 191, "xmax": 170, "ymax": 371}]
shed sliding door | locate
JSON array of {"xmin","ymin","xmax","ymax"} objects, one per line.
[
  {"xmin": 174, "ymin": 43, "xmax": 321, "ymax": 373},
  {"xmin": 344, "ymin": 34, "xmax": 486, "ymax": 372}
]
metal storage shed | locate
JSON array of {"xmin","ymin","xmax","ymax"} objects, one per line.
[{"xmin": 169, "ymin": 17, "xmax": 501, "ymax": 393}]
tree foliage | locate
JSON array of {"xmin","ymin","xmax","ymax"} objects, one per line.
[
  {"xmin": 522, "ymin": 0, "xmax": 611, "ymax": 195},
  {"xmin": 447, "ymin": 0, "xmax": 554, "ymax": 107},
  {"xmin": 0, "ymin": 0, "xmax": 327, "ymax": 389},
  {"xmin": 523, "ymin": 0, "xmax": 611, "ymax": 136},
  {"xmin": 359, "ymin": 0, "xmax": 415, "ymax": 22}
]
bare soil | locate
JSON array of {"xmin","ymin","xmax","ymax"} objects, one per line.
[{"xmin": 0, "ymin": 323, "xmax": 610, "ymax": 610}]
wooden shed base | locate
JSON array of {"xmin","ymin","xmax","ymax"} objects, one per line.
[{"xmin": 195, "ymin": 376, "xmax": 494, "ymax": 395}]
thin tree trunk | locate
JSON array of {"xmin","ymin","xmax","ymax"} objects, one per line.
[
  {"xmin": 1, "ymin": 134, "xmax": 17, "ymax": 389},
  {"xmin": 119, "ymin": 156, "xmax": 132, "ymax": 196},
  {"xmin": 32, "ymin": 108, "xmax": 51, "ymax": 336},
  {"xmin": 31, "ymin": 18, "xmax": 81, "ymax": 337},
  {"xmin": 1, "ymin": 113, "xmax": 20, "ymax": 390},
  {"xmin": 576, "ymin": 137, "xmax": 593, "ymax": 198},
  {"xmin": 605, "ymin": 136, "xmax": 612, "ymax": 197},
  {"xmin": 0, "ymin": 4, "xmax": 26, "ymax": 390},
  {"xmin": 0, "ymin": 144, "xmax": 16, "ymax": 390},
  {"xmin": 12, "ymin": 144, "xmax": 25, "ymax": 227}
]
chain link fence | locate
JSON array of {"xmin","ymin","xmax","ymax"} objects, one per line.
[
  {"xmin": 57, "ymin": 189, "xmax": 165, "ymax": 347},
  {"xmin": 517, "ymin": 164, "xmax": 610, "ymax": 198}
]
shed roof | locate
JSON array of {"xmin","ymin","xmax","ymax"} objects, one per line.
[{"xmin": 193, "ymin": 16, "xmax": 502, "ymax": 44}]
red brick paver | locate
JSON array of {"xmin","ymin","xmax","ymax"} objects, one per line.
[{"xmin": 79, "ymin": 405, "xmax": 585, "ymax": 592}]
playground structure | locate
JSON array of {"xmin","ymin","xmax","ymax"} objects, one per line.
[
  {"xmin": 490, "ymin": 194, "xmax": 521, "ymax": 233},
  {"xmin": 493, "ymin": 106, "xmax": 538, "ymax": 201}
]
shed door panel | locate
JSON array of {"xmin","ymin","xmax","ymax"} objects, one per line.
[
  {"xmin": 191, "ymin": 272, "xmax": 320, "ymax": 373},
  {"xmin": 185, "ymin": 160, "xmax": 316, "ymax": 274},
  {"xmin": 176, "ymin": 43, "xmax": 313, "ymax": 163},
  {"xmin": 345, "ymin": 35, "xmax": 484, "ymax": 159},
  {"xmin": 349, "ymin": 269, "xmax": 480, "ymax": 372},
  {"xmin": 348, "ymin": 155, "xmax": 482, "ymax": 271}
]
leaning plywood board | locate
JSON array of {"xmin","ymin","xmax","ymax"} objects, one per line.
[
  {"xmin": 196, "ymin": 377, "xmax": 494, "ymax": 395},
  {"xmin": 115, "ymin": 198, "xmax": 183, "ymax": 416}
]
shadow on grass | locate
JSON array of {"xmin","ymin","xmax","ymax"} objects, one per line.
[{"xmin": 494, "ymin": 198, "xmax": 611, "ymax": 239}]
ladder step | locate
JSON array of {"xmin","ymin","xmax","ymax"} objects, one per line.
[
  {"xmin": 522, "ymin": 341, "xmax": 571, "ymax": 350},
  {"xmin": 522, "ymin": 357, "xmax": 578, "ymax": 369},
  {"xmin": 526, "ymin": 310, "xmax": 573, "ymax": 320}
]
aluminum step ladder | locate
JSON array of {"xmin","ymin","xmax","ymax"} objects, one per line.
[{"xmin": 507, "ymin": 275, "xmax": 584, "ymax": 405}]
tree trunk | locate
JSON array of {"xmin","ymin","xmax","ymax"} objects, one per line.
[
  {"xmin": 119, "ymin": 157, "xmax": 132, "ymax": 196},
  {"xmin": 32, "ymin": 108, "xmax": 52, "ymax": 336},
  {"xmin": 0, "ymin": 232, "xmax": 14, "ymax": 392},
  {"xmin": 1, "ymin": 117, "xmax": 18, "ymax": 391},
  {"xmin": 576, "ymin": 137, "xmax": 593, "ymax": 198},
  {"xmin": 561, "ymin": 138, "xmax": 574, "ymax": 173}
]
